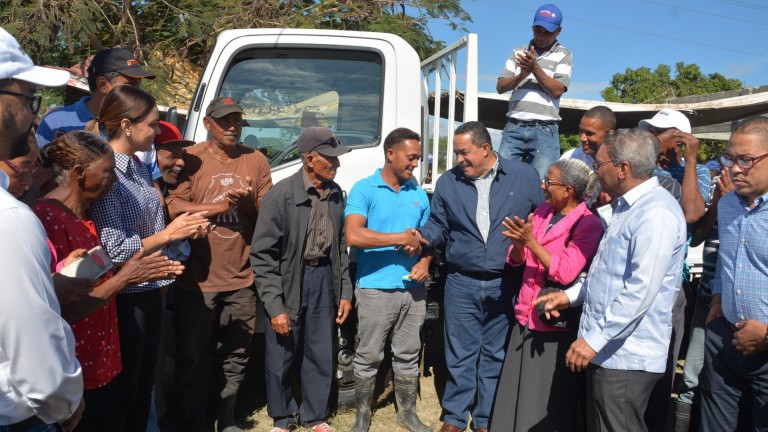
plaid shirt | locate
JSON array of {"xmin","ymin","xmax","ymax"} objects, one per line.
[
  {"xmin": 88, "ymin": 151, "xmax": 170, "ymax": 293},
  {"xmin": 712, "ymin": 191, "xmax": 768, "ymax": 323}
]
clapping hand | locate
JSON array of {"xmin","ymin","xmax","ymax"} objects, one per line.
[{"xmin": 502, "ymin": 214, "xmax": 534, "ymax": 247}]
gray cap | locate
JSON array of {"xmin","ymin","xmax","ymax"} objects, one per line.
[{"xmin": 297, "ymin": 127, "xmax": 350, "ymax": 157}]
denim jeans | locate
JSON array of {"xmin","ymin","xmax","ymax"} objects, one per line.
[
  {"xmin": 498, "ymin": 120, "xmax": 560, "ymax": 180},
  {"xmin": 676, "ymin": 288, "xmax": 711, "ymax": 405},
  {"xmin": 700, "ymin": 317, "xmax": 768, "ymax": 431},
  {"xmin": 441, "ymin": 271, "xmax": 512, "ymax": 430}
]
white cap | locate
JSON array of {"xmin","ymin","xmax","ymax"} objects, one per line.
[
  {"xmin": 0, "ymin": 27, "xmax": 70, "ymax": 87},
  {"xmin": 638, "ymin": 108, "xmax": 691, "ymax": 134}
]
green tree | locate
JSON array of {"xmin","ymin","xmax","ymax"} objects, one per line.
[
  {"xmin": 1, "ymin": 0, "xmax": 470, "ymax": 106},
  {"xmin": 601, "ymin": 62, "xmax": 741, "ymax": 104}
]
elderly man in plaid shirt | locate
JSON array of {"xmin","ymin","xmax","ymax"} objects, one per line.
[{"xmin": 700, "ymin": 117, "xmax": 768, "ymax": 431}]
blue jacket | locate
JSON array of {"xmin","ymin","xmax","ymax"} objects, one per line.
[{"xmin": 420, "ymin": 157, "xmax": 544, "ymax": 276}]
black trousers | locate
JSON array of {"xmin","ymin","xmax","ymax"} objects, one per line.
[
  {"xmin": 174, "ymin": 286, "xmax": 258, "ymax": 431},
  {"xmin": 73, "ymin": 379, "xmax": 120, "ymax": 432},
  {"xmin": 264, "ymin": 264, "xmax": 335, "ymax": 429},
  {"xmin": 586, "ymin": 364, "xmax": 662, "ymax": 432},
  {"xmin": 115, "ymin": 289, "xmax": 163, "ymax": 432}
]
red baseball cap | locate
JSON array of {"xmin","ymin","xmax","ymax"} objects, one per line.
[{"xmin": 154, "ymin": 121, "xmax": 194, "ymax": 147}]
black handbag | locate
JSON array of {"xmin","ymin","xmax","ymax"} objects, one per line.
[{"xmin": 534, "ymin": 218, "xmax": 588, "ymax": 329}]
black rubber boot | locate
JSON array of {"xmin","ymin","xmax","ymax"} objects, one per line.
[
  {"xmin": 673, "ymin": 400, "xmax": 691, "ymax": 432},
  {"xmin": 350, "ymin": 377, "xmax": 376, "ymax": 432},
  {"xmin": 394, "ymin": 375, "xmax": 432, "ymax": 432}
]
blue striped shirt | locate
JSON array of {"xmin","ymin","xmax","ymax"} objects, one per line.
[
  {"xmin": 712, "ymin": 191, "xmax": 768, "ymax": 323},
  {"xmin": 87, "ymin": 151, "xmax": 170, "ymax": 294}
]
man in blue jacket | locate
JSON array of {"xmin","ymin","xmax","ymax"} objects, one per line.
[{"xmin": 418, "ymin": 121, "xmax": 543, "ymax": 432}]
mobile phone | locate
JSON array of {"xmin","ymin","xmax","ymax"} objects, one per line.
[{"xmin": 59, "ymin": 246, "xmax": 113, "ymax": 279}]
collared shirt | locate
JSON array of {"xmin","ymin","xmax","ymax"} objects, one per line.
[
  {"xmin": 473, "ymin": 155, "xmax": 500, "ymax": 244},
  {"xmin": 302, "ymin": 169, "xmax": 335, "ymax": 260},
  {"xmin": 0, "ymin": 185, "xmax": 82, "ymax": 424},
  {"xmin": 712, "ymin": 191, "xmax": 768, "ymax": 323},
  {"xmin": 567, "ymin": 177, "xmax": 687, "ymax": 373},
  {"xmin": 88, "ymin": 151, "xmax": 170, "ymax": 293},
  {"xmin": 499, "ymin": 40, "xmax": 573, "ymax": 121},
  {"xmin": 0, "ymin": 170, "xmax": 8, "ymax": 190},
  {"xmin": 345, "ymin": 168, "xmax": 430, "ymax": 289}
]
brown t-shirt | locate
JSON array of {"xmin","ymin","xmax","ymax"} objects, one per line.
[{"xmin": 166, "ymin": 141, "xmax": 272, "ymax": 292}]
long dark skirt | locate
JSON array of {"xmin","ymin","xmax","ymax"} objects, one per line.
[{"xmin": 489, "ymin": 321, "xmax": 584, "ymax": 432}]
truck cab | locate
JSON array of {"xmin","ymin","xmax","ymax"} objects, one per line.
[{"xmin": 183, "ymin": 28, "xmax": 424, "ymax": 191}]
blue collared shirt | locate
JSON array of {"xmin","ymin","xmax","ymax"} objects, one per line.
[
  {"xmin": 87, "ymin": 151, "xmax": 170, "ymax": 293},
  {"xmin": 567, "ymin": 177, "xmax": 687, "ymax": 372},
  {"xmin": 345, "ymin": 169, "xmax": 430, "ymax": 289},
  {"xmin": 712, "ymin": 191, "xmax": 768, "ymax": 323}
]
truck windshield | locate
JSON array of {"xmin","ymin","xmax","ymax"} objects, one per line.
[{"xmin": 218, "ymin": 48, "xmax": 383, "ymax": 167}]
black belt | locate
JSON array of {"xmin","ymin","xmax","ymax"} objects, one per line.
[
  {"xmin": 7, "ymin": 416, "xmax": 47, "ymax": 432},
  {"xmin": 304, "ymin": 257, "xmax": 330, "ymax": 267},
  {"xmin": 723, "ymin": 317, "xmax": 739, "ymax": 333},
  {"xmin": 507, "ymin": 118, "xmax": 557, "ymax": 126},
  {"xmin": 448, "ymin": 266, "xmax": 502, "ymax": 281}
]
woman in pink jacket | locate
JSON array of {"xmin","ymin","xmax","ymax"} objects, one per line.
[{"xmin": 490, "ymin": 159, "xmax": 604, "ymax": 432}]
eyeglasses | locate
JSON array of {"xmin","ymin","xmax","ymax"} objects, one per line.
[
  {"xmin": 543, "ymin": 176, "xmax": 567, "ymax": 188},
  {"xmin": 0, "ymin": 89, "xmax": 42, "ymax": 114},
  {"xmin": 591, "ymin": 159, "xmax": 614, "ymax": 171},
  {"xmin": 2, "ymin": 159, "xmax": 38, "ymax": 176},
  {"xmin": 720, "ymin": 153, "xmax": 768, "ymax": 171}
]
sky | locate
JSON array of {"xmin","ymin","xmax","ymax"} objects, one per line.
[{"xmin": 425, "ymin": 0, "xmax": 768, "ymax": 101}]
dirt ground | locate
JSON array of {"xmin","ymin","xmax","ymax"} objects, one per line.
[{"xmin": 243, "ymin": 371, "xmax": 445, "ymax": 432}]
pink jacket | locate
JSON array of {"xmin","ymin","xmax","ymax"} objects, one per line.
[{"xmin": 509, "ymin": 201, "xmax": 604, "ymax": 331}]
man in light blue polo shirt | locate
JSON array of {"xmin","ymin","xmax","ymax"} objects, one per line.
[{"xmin": 345, "ymin": 128, "xmax": 431, "ymax": 432}]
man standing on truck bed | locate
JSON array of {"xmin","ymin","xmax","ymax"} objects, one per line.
[
  {"xmin": 497, "ymin": 3, "xmax": 572, "ymax": 180},
  {"xmin": 251, "ymin": 127, "xmax": 353, "ymax": 432},
  {"xmin": 166, "ymin": 97, "xmax": 272, "ymax": 432},
  {"xmin": 344, "ymin": 128, "xmax": 432, "ymax": 432},
  {"xmin": 418, "ymin": 121, "xmax": 543, "ymax": 432}
]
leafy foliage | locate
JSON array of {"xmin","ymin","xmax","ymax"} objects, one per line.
[
  {"xmin": 601, "ymin": 62, "xmax": 742, "ymax": 104},
  {"xmin": 0, "ymin": 0, "xmax": 471, "ymax": 106}
]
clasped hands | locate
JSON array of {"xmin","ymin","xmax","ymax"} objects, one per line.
[
  {"xmin": 515, "ymin": 46, "xmax": 539, "ymax": 76},
  {"xmin": 400, "ymin": 228, "xmax": 429, "ymax": 257}
]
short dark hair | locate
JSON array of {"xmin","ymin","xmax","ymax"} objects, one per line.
[
  {"xmin": 454, "ymin": 121, "xmax": 492, "ymax": 148},
  {"xmin": 583, "ymin": 105, "xmax": 616, "ymax": 130},
  {"xmin": 732, "ymin": 117, "xmax": 768, "ymax": 148},
  {"xmin": 383, "ymin": 127, "xmax": 420, "ymax": 153}
]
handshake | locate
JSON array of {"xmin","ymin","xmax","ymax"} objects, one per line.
[{"xmin": 399, "ymin": 228, "xmax": 429, "ymax": 257}]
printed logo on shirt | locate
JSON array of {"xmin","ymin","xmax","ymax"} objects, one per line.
[{"xmin": 203, "ymin": 173, "xmax": 248, "ymax": 239}]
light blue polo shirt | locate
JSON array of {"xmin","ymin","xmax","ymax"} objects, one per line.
[{"xmin": 345, "ymin": 169, "xmax": 430, "ymax": 289}]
